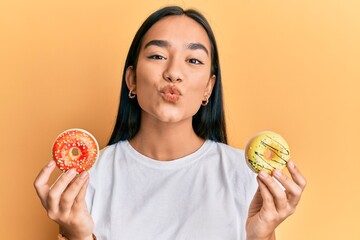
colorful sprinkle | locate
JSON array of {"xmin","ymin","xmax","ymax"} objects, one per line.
[{"xmin": 52, "ymin": 128, "xmax": 99, "ymax": 173}]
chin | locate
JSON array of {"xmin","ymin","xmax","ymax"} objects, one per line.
[
  {"xmin": 140, "ymin": 103, "xmax": 198, "ymax": 124},
  {"xmin": 156, "ymin": 114, "xmax": 186, "ymax": 123},
  {"xmin": 149, "ymin": 110, "xmax": 192, "ymax": 124}
]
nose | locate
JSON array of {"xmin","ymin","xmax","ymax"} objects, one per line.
[{"xmin": 162, "ymin": 59, "xmax": 183, "ymax": 83}]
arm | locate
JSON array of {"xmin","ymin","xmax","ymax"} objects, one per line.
[
  {"xmin": 34, "ymin": 161, "xmax": 94, "ymax": 240},
  {"xmin": 246, "ymin": 160, "xmax": 306, "ymax": 240}
]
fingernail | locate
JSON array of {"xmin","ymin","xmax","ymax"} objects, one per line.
[
  {"xmin": 259, "ymin": 170, "xmax": 269, "ymax": 178},
  {"xmin": 47, "ymin": 160, "xmax": 55, "ymax": 167},
  {"xmin": 288, "ymin": 160, "xmax": 295, "ymax": 169},
  {"xmin": 79, "ymin": 171, "xmax": 88, "ymax": 179},
  {"xmin": 66, "ymin": 168, "xmax": 77, "ymax": 177},
  {"xmin": 274, "ymin": 169, "xmax": 282, "ymax": 177}
]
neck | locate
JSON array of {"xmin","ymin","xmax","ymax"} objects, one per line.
[{"xmin": 129, "ymin": 115, "xmax": 204, "ymax": 161}]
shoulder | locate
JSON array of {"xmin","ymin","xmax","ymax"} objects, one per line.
[
  {"xmin": 97, "ymin": 140, "xmax": 129, "ymax": 161},
  {"xmin": 207, "ymin": 140, "xmax": 256, "ymax": 179},
  {"xmin": 209, "ymin": 141, "xmax": 248, "ymax": 170},
  {"xmin": 209, "ymin": 141, "xmax": 258, "ymax": 194},
  {"xmin": 212, "ymin": 141, "xmax": 245, "ymax": 157},
  {"xmin": 88, "ymin": 141, "xmax": 128, "ymax": 177},
  {"xmin": 93, "ymin": 142, "xmax": 116, "ymax": 167},
  {"xmin": 98, "ymin": 141, "xmax": 122, "ymax": 158}
]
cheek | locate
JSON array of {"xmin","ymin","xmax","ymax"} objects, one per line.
[
  {"xmin": 134, "ymin": 76, "xmax": 160, "ymax": 109},
  {"xmin": 136, "ymin": 82, "xmax": 157, "ymax": 107},
  {"xmin": 187, "ymin": 73, "xmax": 211, "ymax": 96},
  {"xmin": 135, "ymin": 64, "xmax": 160, "ymax": 92},
  {"xmin": 182, "ymin": 80, "xmax": 210, "ymax": 115}
]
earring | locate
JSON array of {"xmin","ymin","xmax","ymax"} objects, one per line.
[
  {"xmin": 128, "ymin": 89, "xmax": 136, "ymax": 99},
  {"xmin": 201, "ymin": 97, "xmax": 209, "ymax": 106}
]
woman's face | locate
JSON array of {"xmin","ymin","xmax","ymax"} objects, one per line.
[{"xmin": 127, "ymin": 15, "xmax": 215, "ymax": 124}]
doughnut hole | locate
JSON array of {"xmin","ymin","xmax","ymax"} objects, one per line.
[
  {"xmin": 264, "ymin": 148, "xmax": 273, "ymax": 160},
  {"xmin": 69, "ymin": 147, "xmax": 82, "ymax": 159}
]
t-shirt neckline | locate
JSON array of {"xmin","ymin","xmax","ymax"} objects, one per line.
[{"xmin": 124, "ymin": 140, "xmax": 213, "ymax": 169}]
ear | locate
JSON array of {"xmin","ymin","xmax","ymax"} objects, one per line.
[
  {"xmin": 126, "ymin": 66, "xmax": 136, "ymax": 93},
  {"xmin": 204, "ymin": 74, "xmax": 216, "ymax": 99}
]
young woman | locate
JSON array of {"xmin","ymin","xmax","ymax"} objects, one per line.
[{"xmin": 34, "ymin": 6, "xmax": 306, "ymax": 240}]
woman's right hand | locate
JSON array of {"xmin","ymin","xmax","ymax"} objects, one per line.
[{"xmin": 34, "ymin": 161, "xmax": 94, "ymax": 240}]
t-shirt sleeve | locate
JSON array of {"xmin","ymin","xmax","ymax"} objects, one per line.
[
  {"xmin": 85, "ymin": 159, "xmax": 98, "ymax": 214},
  {"xmin": 231, "ymin": 149, "xmax": 258, "ymax": 218},
  {"xmin": 85, "ymin": 146, "xmax": 107, "ymax": 214}
]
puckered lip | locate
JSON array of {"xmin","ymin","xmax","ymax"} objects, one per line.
[
  {"xmin": 159, "ymin": 85, "xmax": 182, "ymax": 103},
  {"xmin": 160, "ymin": 85, "xmax": 182, "ymax": 95}
]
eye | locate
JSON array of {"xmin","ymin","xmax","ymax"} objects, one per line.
[
  {"xmin": 187, "ymin": 58, "xmax": 203, "ymax": 65},
  {"xmin": 147, "ymin": 55, "xmax": 167, "ymax": 60}
]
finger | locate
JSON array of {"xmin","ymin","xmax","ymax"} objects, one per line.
[
  {"xmin": 33, "ymin": 160, "xmax": 56, "ymax": 208},
  {"xmin": 272, "ymin": 169, "xmax": 302, "ymax": 207},
  {"xmin": 252, "ymin": 187, "xmax": 263, "ymax": 207},
  {"xmin": 287, "ymin": 160, "xmax": 307, "ymax": 190},
  {"xmin": 47, "ymin": 168, "xmax": 78, "ymax": 213},
  {"xmin": 248, "ymin": 186, "xmax": 263, "ymax": 218},
  {"xmin": 76, "ymin": 172, "xmax": 90, "ymax": 202},
  {"xmin": 72, "ymin": 174, "xmax": 90, "ymax": 212},
  {"xmin": 59, "ymin": 171, "xmax": 89, "ymax": 213},
  {"xmin": 257, "ymin": 174, "xmax": 276, "ymax": 212},
  {"xmin": 258, "ymin": 170, "xmax": 287, "ymax": 211}
]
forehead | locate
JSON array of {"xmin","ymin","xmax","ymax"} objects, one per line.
[{"xmin": 141, "ymin": 15, "xmax": 211, "ymax": 50}]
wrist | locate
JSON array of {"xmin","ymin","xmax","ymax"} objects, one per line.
[
  {"xmin": 247, "ymin": 231, "xmax": 276, "ymax": 240},
  {"xmin": 57, "ymin": 233, "xmax": 96, "ymax": 240}
]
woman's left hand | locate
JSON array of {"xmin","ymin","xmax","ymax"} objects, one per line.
[{"xmin": 246, "ymin": 160, "xmax": 307, "ymax": 240}]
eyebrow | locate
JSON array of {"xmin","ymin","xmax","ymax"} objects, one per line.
[
  {"xmin": 144, "ymin": 40, "xmax": 170, "ymax": 49},
  {"xmin": 186, "ymin": 43, "xmax": 209, "ymax": 56},
  {"xmin": 144, "ymin": 40, "xmax": 209, "ymax": 56}
]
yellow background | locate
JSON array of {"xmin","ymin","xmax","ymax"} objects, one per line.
[{"xmin": 1, "ymin": 0, "xmax": 359, "ymax": 239}]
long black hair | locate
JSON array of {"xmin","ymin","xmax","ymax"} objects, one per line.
[{"xmin": 108, "ymin": 6, "xmax": 227, "ymax": 145}]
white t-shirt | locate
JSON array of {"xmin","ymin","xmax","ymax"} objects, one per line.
[{"xmin": 86, "ymin": 140, "xmax": 258, "ymax": 240}]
